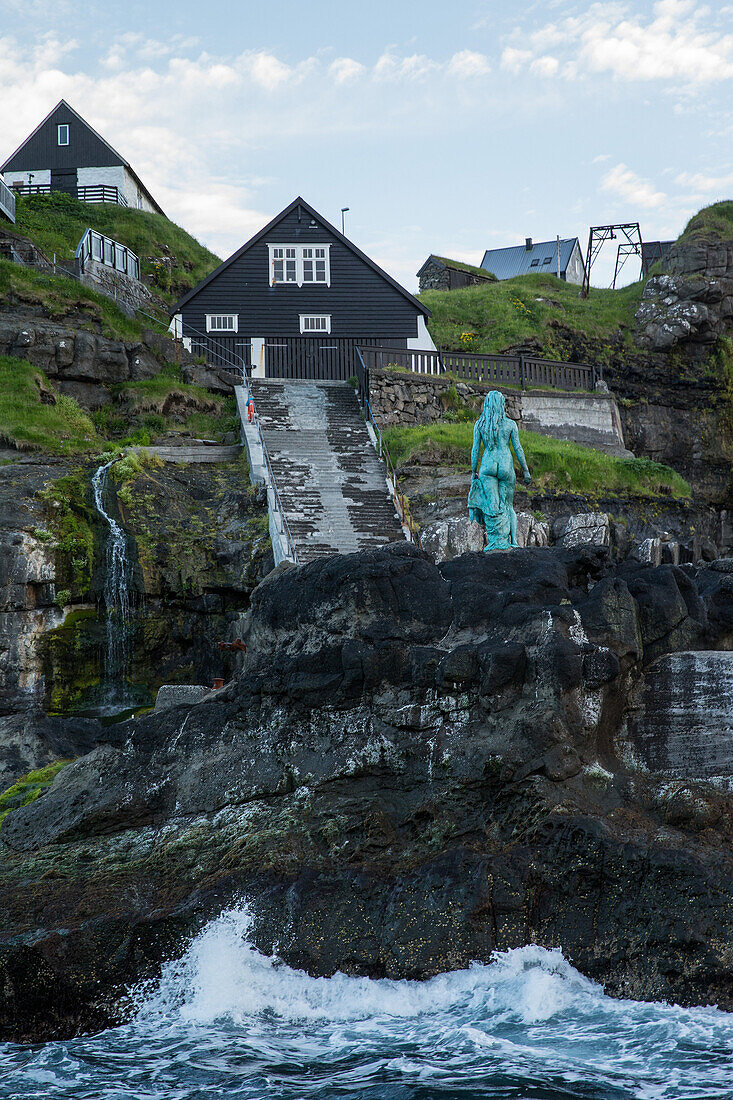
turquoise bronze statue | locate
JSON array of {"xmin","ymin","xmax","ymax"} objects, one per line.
[{"xmin": 468, "ymin": 390, "xmax": 531, "ymax": 550}]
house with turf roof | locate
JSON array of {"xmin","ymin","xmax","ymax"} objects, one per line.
[
  {"xmin": 417, "ymin": 254, "xmax": 497, "ymax": 293},
  {"xmin": 0, "ymin": 100, "xmax": 165, "ymax": 215}
]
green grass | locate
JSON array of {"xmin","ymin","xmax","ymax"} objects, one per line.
[
  {"xmin": 13, "ymin": 191, "xmax": 220, "ymax": 302},
  {"xmin": 0, "ymin": 356, "xmax": 103, "ymax": 453},
  {"xmin": 0, "ymin": 761, "xmax": 72, "ymax": 828},
  {"xmin": 0, "ymin": 257, "xmax": 148, "ymax": 341},
  {"xmin": 421, "ymin": 273, "xmax": 645, "ymax": 358},
  {"xmin": 678, "ymin": 201, "xmax": 733, "ymax": 244},
  {"xmin": 382, "ymin": 422, "xmax": 691, "ymax": 499}
]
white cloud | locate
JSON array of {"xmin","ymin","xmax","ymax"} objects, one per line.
[
  {"xmin": 601, "ymin": 163, "xmax": 667, "ymax": 208},
  {"xmin": 244, "ymin": 51, "xmax": 293, "ymax": 90},
  {"xmin": 373, "ymin": 50, "xmax": 437, "ymax": 82},
  {"xmin": 329, "ymin": 57, "xmax": 366, "ymax": 85},
  {"xmin": 505, "ymin": 0, "xmax": 733, "ymax": 84},
  {"xmin": 446, "ymin": 50, "xmax": 490, "ymax": 78},
  {"xmin": 530, "ymin": 55, "xmax": 559, "ymax": 77},
  {"xmin": 674, "ymin": 169, "xmax": 733, "ymax": 193},
  {"xmin": 501, "ymin": 47, "xmax": 532, "ymax": 73}
]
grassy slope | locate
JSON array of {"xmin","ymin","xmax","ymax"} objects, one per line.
[
  {"xmin": 0, "ymin": 355, "xmax": 103, "ymax": 453},
  {"xmin": 421, "ymin": 273, "xmax": 644, "ymax": 358},
  {"xmin": 12, "ymin": 192, "xmax": 220, "ymax": 302},
  {"xmin": 383, "ymin": 422, "xmax": 691, "ymax": 499},
  {"xmin": 678, "ymin": 201, "xmax": 733, "ymax": 244},
  {"xmin": 0, "ymin": 257, "xmax": 149, "ymax": 341},
  {"xmin": 0, "ymin": 356, "xmax": 237, "ymax": 454}
]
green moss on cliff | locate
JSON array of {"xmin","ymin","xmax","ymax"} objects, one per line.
[
  {"xmin": 0, "ymin": 356, "xmax": 102, "ymax": 454},
  {"xmin": 384, "ymin": 423, "xmax": 691, "ymax": 499},
  {"xmin": 0, "ymin": 761, "xmax": 72, "ymax": 828},
  {"xmin": 678, "ymin": 201, "xmax": 733, "ymax": 244},
  {"xmin": 41, "ymin": 609, "xmax": 103, "ymax": 715},
  {"xmin": 38, "ymin": 466, "xmax": 97, "ymax": 596}
]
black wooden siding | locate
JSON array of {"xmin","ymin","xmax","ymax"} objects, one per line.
[
  {"xmin": 3, "ymin": 103, "xmax": 124, "ymax": 172},
  {"xmin": 180, "ymin": 206, "xmax": 423, "ymax": 341}
]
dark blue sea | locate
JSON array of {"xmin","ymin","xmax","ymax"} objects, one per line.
[{"xmin": 2, "ymin": 906, "xmax": 732, "ymax": 1099}]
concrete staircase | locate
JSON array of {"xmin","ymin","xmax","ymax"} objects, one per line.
[{"xmin": 249, "ymin": 379, "xmax": 404, "ymax": 563}]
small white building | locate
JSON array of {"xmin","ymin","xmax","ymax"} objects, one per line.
[{"xmin": 0, "ymin": 100, "xmax": 165, "ymax": 215}]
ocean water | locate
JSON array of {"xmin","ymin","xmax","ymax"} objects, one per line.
[{"xmin": 2, "ymin": 905, "xmax": 732, "ymax": 1100}]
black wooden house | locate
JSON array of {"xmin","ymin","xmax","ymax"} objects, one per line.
[
  {"xmin": 0, "ymin": 100, "xmax": 165, "ymax": 214},
  {"xmin": 172, "ymin": 197, "xmax": 434, "ymax": 380}
]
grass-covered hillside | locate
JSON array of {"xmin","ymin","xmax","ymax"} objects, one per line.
[
  {"xmin": 384, "ymin": 421, "xmax": 691, "ymax": 500},
  {"xmin": 678, "ymin": 201, "xmax": 733, "ymax": 244},
  {"xmin": 0, "ymin": 355, "xmax": 236, "ymax": 456},
  {"xmin": 12, "ymin": 192, "xmax": 220, "ymax": 302},
  {"xmin": 422, "ymin": 273, "xmax": 644, "ymax": 358},
  {"xmin": 0, "ymin": 257, "xmax": 150, "ymax": 341}
]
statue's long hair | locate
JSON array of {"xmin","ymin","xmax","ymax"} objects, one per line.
[{"xmin": 477, "ymin": 390, "xmax": 505, "ymax": 448}]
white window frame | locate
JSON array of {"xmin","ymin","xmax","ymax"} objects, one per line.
[
  {"xmin": 206, "ymin": 313, "xmax": 238, "ymax": 333},
  {"xmin": 268, "ymin": 243, "xmax": 331, "ymax": 287},
  {"xmin": 57, "ymin": 124, "xmax": 69, "ymax": 146},
  {"xmin": 299, "ymin": 314, "xmax": 331, "ymax": 334}
]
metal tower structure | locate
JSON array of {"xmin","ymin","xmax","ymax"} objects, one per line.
[{"xmin": 581, "ymin": 223, "xmax": 643, "ymax": 296}]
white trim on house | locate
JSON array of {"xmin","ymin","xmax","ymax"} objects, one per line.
[
  {"xmin": 57, "ymin": 124, "xmax": 69, "ymax": 146},
  {"xmin": 268, "ymin": 243, "xmax": 331, "ymax": 287},
  {"xmin": 206, "ymin": 313, "xmax": 238, "ymax": 333},
  {"xmin": 299, "ymin": 314, "xmax": 331, "ymax": 333},
  {"xmin": 407, "ymin": 315, "xmax": 437, "ymax": 352}
]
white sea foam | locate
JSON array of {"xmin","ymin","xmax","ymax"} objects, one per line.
[{"xmin": 5, "ymin": 903, "xmax": 733, "ymax": 1099}]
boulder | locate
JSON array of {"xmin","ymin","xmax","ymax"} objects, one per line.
[{"xmin": 559, "ymin": 512, "xmax": 611, "ymax": 548}]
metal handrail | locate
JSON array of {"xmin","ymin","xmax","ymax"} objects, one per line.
[
  {"xmin": 181, "ymin": 325, "xmax": 299, "ymax": 565},
  {"xmin": 354, "ymin": 346, "xmax": 420, "ymax": 546}
]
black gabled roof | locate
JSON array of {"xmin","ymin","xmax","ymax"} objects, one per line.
[
  {"xmin": 0, "ymin": 100, "xmax": 165, "ymax": 216},
  {"xmin": 172, "ymin": 197, "xmax": 431, "ymax": 317}
]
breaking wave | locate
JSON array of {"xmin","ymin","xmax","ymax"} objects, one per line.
[{"xmin": 4, "ymin": 904, "xmax": 733, "ymax": 1099}]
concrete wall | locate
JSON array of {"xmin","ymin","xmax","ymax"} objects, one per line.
[
  {"xmin": 520, "ymin": 389, "xmax": 630, "ymax": 456},
  {"xmin": 77, "ymin": 165, "xmax": 126, "ymax": 194},
  {"xmin": 621, "ymin": 651, "xmax": 733, "ymax": 782},
  {"xmin": 3, "ymin": 169, "xmax": 51, "ymax": 188},
  {"xmin": 369, "ymin": 369, "xmax": 628, "ymax": 455}
]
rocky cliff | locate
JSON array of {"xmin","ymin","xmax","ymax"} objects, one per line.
[
  {"xmin": 0, "ymin": 454, "xmax": 270, "ymax": 716},
  {"xmin": 1, "ymin": 544, "xmax": 732, "ymax": 1041}
]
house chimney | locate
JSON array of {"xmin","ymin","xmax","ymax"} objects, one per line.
[{"xmin": 525, "ymin": 237, "xmax": 533, "ymax": 251}]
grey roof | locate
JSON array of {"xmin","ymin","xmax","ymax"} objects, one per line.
[{"xmin": 481, "ymin": 238, "xmax": 580, "ymax": 280}]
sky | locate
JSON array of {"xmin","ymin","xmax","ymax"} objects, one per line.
[{"xmin": 0, "ymin": 0, "xmax": 731, "ymax": 289}]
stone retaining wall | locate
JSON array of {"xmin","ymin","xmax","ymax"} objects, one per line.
[
  {"xmin": 80, "ymin": 259, "xmax": 154, "ymax": 317},
  {"xmin": 370, "ymin": 369, "xmax": 628, "ymax": 455}
]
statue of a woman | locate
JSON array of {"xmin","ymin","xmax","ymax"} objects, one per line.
[{"xmin": 468, "ymin": 390, "xmax": 531, "ymax": 550}]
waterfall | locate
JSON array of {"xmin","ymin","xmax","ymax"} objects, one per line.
[{"xmin": 91, "ymin": 458, "xmax": 135, "ymax": 706}]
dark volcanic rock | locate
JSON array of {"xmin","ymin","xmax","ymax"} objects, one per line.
[{"xmin": 1, "ymin": 543, "xmax": 733, "ymax": 1041}]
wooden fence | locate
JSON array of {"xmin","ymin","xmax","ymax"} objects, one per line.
[
  {"xmin": 358, "ymin": 345, "xmax": 599, "ymax": 391},
  {"xmin": 11, "ymin": 183, "xmax": 128, "ymax": 207}
]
